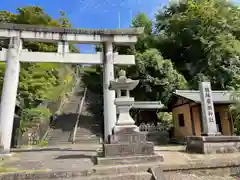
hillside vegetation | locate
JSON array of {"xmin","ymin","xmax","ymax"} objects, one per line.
[{"xmin": 0, "ymin": 7, "xmax": 79, "ymax": 133}]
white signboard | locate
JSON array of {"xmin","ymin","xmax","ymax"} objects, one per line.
[{"xmin": 199, "ymin": 82, "xmax": 218, "ymax": 135}]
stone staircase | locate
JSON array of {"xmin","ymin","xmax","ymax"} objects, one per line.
[
  {"xmin": 73, "ymin": 90, "xmax": 103, "ymax": 144},
  {"xmin": 45, "ymin": 85, "xmax": 84, "ymax": 146}
]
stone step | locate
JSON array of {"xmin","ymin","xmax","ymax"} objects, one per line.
[
  {"xmin": 48, "ymin": 133, "xmax": 71, "ymax": 136},
  {"xmin": 48, "ymin": 129, "xmax": 66, "ymax": 132},
  {"xmin": 75, "ymin": 131, "xmax": 101, "ymax": 135},
  {"xmin": 74, "ymin": 136, "xmax": 99, "ymax": 139},
  {"xmin": 47, "ymin": 133, "xmax": 70, "ymax": 136},
  {"xmin": 47, "ymin": 134, "xmax": 71, "ymax": 137},
  {"xmin": 48, "ymin": 138, "xmax": 70, "ymax": 142},
  {"xmin": 48, "ymin": 139, "xmax": 70, "ymax": 141},
  {"xmin": 39, "ymin": 172, "xmax": 151, "ymax": 180},
  {"xmin": 48, "ymin": 141, "xmax": 71, "ymax": 144},
  {"xmin": 82, "ymin": 172, "xmax": 152, "ymax": 180},
  {"xmin": 74, "ymin": 139, "xmax": 100, "ymax": 142},
  {"xmin": 76, "ymin": 126, "xmax": 101, "ymax": 129},
  {"xmin": 74, "ymin": 139, "xmax": 100, "ymax": 143},
  {"xmin": 76, "ymin": 128, "xmax": 100, "ymax": 131},
  {"xmin": 48, "ymin": 136, "xmax": 71, "ymax": 140},
  {"xmin": 47, "ymin": 141, "xmax": 72, "ymax": 144},
  {"xmin": 76, "ymin": 129, "xmax": 101, "ymax": 133},
  {"xmin": 47, "ymin": 136, "xmax": 71, "ymax": 139},
  {"xmin": 75, "ymin": 134, "xmax": 98, "ymax": 137},
  {"xmin": 96, "ymin": 154, "xmax": 164, "ymax": 165},
  {"xmin": 77, "ymin": 123, "xmax": 100, "ymax": 126},
  {"xmin": 75, "ymin": 136, "xmax": 101, "ymax": 140},
  {"xmin": 77, "ymin": 131, "xmax": 101, "ymax": 134},
  {"xmin": 75, "ymin": 132, "xmax": 99, "ymax": 135},
  {"xmin": 74, "ymin": 141, "xmax": 99, "ymax": 144},
  {"xmin": 84, "ymin": 163, "xmax": 159, "ymax": 176}
]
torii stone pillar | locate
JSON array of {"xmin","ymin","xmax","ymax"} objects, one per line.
[
  {"xmin": 103, "ymin": 42, "xmax": 117, "ymax": 142},
  {"xmin": 0, "ymin": 37, "xmax": 22, "ymax": 153}
]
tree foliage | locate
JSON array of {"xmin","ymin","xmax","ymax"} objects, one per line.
[
  {"xmin": 115, "ymin": 0, "xmax": 240, "ymax": 130},
  {"xmin": 0, "ymin": 6, "xmax": 78, "ymax": 131},
  {"xmin": 126, "ymin": 49, "xmax": 187, "ymax": 103},
  {"xmin": 119, "ymin": 13, "xmax": 187, "ymax": 103},
  {"xmin": 155, "ymin": 0, "xmax": 240, "ymax": 90}
]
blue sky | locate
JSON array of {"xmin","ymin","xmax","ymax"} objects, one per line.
[
  {"xmin": 0, "ymin": 0, "xmax": 167, "ymax": 28},
  {"xmin": 0, "ymin": 0, "xmax": 168, "ymax": 52},
  {"xmin": 1, "ymin": 0, "xmax": 240, "ymax": 52}
]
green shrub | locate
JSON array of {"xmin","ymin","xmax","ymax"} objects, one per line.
[{"xmin": 37, "ymin": 140, "xmax": 48, "ymax": 147}]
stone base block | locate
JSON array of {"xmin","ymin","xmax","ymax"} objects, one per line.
[
  {"xmin": 109, "ymin": 132, "xmax": 147, "ymax": 144},
  {"xmin": 103, "ymin": 142, "xmax": 154, "ymax": 157},
  {"xmin": 201, "ymin": 132, "xmax": 222, "ymax": 136},
  {"xmin": 112, "ymin": 125, "xmax": 139, "ymax": 135},
  {"xmin": 186, "ymin": 136, "xmax": 240, "ymax": 154},
  {"xmin": 96, "ymin": 154, "xmax": 163, "ymax": 165}
]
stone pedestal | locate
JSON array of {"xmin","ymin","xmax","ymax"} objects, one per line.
[
  {"xmin": 104, "ymin": 131, "xmax": 154, "ymax": 157},
  {"xmin": 97, "ymin": 130, "xmax": 163, "ymax": 165},
  {"xmin": 97, "ymin": 121, "xmax": 163, "ymax": 165},
  {"xmin": 186, "ymin": 136, "xmax": 240, "ymax": 154}
]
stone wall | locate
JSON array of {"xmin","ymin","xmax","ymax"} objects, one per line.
[
  {"xmin": 16, "ymin": 97, "xmax": 66, "ymax": 146},
  {"xmin": 139, "ymin": 123, "xmax": 169, "ymax": 145},
  {"xmin": 13, "ymin": 75, "xmax": 81, "ymax": 147}
]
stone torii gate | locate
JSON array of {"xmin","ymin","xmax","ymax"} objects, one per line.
[{"xmin": 0, "ymin": 23, "xmax": 143, "ymax": 153}]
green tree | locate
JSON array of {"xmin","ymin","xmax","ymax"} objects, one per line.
[
  {"xmin": 0, "ymin": 6, "xmax": 78, "ymax": 132},
  {"xmin": 117, "ymin": 13, "xmax": 187, "ymax": 103},
  {"xmin": 155, "ymin": 0, "xmax": 240, "ymax": 90},
  {"xmin": 131, "ymin": 13, "xmax": 154, "ymax": 53},
  {"xmin": 126, "ymin": 49, "xmax": 187, "ymax": 103},
  {"xmin": 116, "ymin": 13, "xmax": 154, "ymax": 55}
]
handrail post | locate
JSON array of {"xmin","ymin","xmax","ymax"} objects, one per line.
[{"xmin": 72, "ymin": 87, "xmax": 88, "ymax": 144}]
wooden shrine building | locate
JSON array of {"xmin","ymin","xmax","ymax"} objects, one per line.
[{"xmin": 167, "ymin": 90, "xmax": 235, "ymax": 140}]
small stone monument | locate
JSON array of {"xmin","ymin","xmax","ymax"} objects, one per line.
[
  {"xmin": 186, "ymin": 81, "xmax": 240, "ymax": 154},
  {"xmin": 199, "ymin": 82, "xmax": 221, "ymax": 136},
  {"xmin": 97, "ymin": 70, "xmax": 163, "ymax": 165}
]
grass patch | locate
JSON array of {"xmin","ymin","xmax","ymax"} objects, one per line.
[
  {"xmin": 37, "ymin": 140, "xmax": 48, "ymax": 147},
  {"xmin": 0, "ymin": 167, "xmax": 19, "ymax": 173}
]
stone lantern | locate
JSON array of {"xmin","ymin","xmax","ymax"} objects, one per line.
[
  {"xmin": 97, "ymin": 70, "xmax": 163, "ymax": 163},
  {"xmin": 110, "ymin": 69, "xmax": 139, "ymax": 133}
]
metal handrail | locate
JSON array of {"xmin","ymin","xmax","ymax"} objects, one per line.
[{"xmin": 72, "ymin": 87, "xmax": 87, "ymax": 143}]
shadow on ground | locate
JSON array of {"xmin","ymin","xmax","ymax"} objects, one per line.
[
  {"xmin": 51, "ymin": 113, "xmax": 78, "ymax": 132},
  {"xmin": 11, "ymin": 148, "xmax": 98, "ymax": 153},
  {"xmin": 55, "ymin": 154, "xmax": 97, "ymax": 164},
  {"xmin": 156, "ymin": 149, "xmax": 185, "ymax": 152}
]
